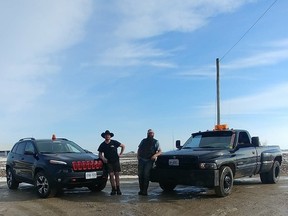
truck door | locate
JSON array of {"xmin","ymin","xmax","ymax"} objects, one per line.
[{"xmin": 235, "ymin": 132, "xmax": 258, "ymax": 177}]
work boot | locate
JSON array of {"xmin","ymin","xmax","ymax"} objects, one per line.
[
  {"xmin": 142, "ymin": 182, "xmax": 148, "ymax": 196},
  {"xmin": 138, "ymin": 191, "xmax": 147, "ymax": 196},
  {"xmin": 116, "ymin": 186, "xmax": 122, "ymax": 195},
  {"xmin": 110, "ymin": 187, "xmax": 116, "ymax": 195}
]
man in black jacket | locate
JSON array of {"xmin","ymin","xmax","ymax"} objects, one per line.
[{"xmin": 137, "ymin": 129, "xmax": 162, "ymax": 195}]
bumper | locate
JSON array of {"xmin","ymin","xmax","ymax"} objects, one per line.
[
  {"xmin": 150, "ymin": 168, "xmax": 219, "ymax": 188},
  {"xmin": 51, "ymin": 170, "xmax": 107, "ymax": 188}
]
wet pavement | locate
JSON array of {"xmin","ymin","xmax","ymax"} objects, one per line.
[{"xmin": 0, "ymin": 176, "xmax": 288, "ymax": 216}]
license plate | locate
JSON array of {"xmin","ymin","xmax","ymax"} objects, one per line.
[
  {"xmin": 169, "ymin": 159, "xmax": 179, "ymax": 166},
  {"xmin": 85, "ymin": 172, "xmax": 97, "ymax": 179}
]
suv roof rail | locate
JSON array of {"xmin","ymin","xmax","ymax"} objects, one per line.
[
  {"xmin": 57, "ymin": 138, "xmax": 68, "ymax": 141},
  {"xmin": 19, "ymin": 137, "xmax": 36, "ymax": 141}
]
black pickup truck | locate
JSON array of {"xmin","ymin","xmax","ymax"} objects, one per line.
[{"xmin": 150, "ymin": 125, "xmax": 282, "ymax": 197}]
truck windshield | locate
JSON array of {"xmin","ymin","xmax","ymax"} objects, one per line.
[{"xmin": 182, "ymin": 131, "xmax": 234, "ymax": 149}]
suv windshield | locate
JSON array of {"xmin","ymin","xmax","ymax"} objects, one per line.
[
  {"xmin": 182, "ymin": 131, "xmax": 234, "ymax": 149},
  {"xmin": 35, "ymin": 140, "xmax": 86, "ymax": 154}
]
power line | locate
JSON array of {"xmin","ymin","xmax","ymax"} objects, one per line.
[{"xmin": 220, "ymin": 0, "xmax": 279, "ymax": 62}]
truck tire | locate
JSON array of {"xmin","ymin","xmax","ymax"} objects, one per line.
[
  {"xmin": 260, "ymin": 160, "xmax": 280, "ymax": 184},
  {"xmin": 215, "ymin": 166, "xmax": 233, "ymax": 197},
  {"xmin": 35, "ymin": 171, "xmax": 56, "ymax": 198},
  {"xmin": 159, "ymin": 182, "xmax": 177, "ymax": 192},
  {"xmin": 6, "ymin": 167, "xmax": 19, "ymax": 190}
]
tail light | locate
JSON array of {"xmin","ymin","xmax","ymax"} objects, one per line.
[{"xmin": 72, "ymin": 160, "xmax": 103, "ymax": 171}]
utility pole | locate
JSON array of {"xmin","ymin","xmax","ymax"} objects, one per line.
[{"xmin": 216, "ymin": 58, "xmax": 220, "ymax": 125}]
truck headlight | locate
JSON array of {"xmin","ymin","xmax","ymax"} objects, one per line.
[{"xmin": 199, "ymin": 163, "xmax": 217, "ymax": 170}]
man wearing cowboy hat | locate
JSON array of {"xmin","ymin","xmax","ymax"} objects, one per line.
[{"xmin": 98, "ymin": 130, "xmax": 125, "ymax": 195}]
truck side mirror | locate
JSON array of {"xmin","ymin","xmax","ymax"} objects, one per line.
[
  {"xmin": 176, "ymin": 140, "xmax": 182, "ymax": 149},
  {"xmin": 252, "ymin": 137, "xmax": 260, "ymax": 147}
]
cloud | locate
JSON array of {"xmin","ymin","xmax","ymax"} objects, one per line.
[
  {"xmin": 176, "ymin": 66, "xmax": 216, "ymax": 78},
  {"xmin": 113, "ymin": 0, "xmax": 252, "ymax": 40},
  {"xmin": 0, "ymin": 0, "xmax": 93, "ymax": 112},
  {"xmin": 98, "ymin": 42, "xmax": 169, "ymax": 66},
  {"xmin": 222, "ymin": 38, "xmax": 288, "ymax": 69},
  {"xmin": 176, "ymin": 37, "xmax": 288, "ymax": 79},
  {"xmin": 94, "ymin": 0, "xmax": 255, "ymax": 67},
  {"xmin": 201, "ymin": 82, "xmax": 288, "ymax": 116}
]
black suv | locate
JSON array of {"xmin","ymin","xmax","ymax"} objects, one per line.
[{"xmin": 6, "ymin": 136, "xmax": 107, "ymax": 198}]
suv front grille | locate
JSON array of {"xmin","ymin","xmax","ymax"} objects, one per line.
[{"xmin": 72, "ymin": 160, "xmax": 103, "ymax": 171}]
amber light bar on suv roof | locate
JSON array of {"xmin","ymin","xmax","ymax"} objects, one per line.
[{"xmin": 72, "ymin": 160, "xmax": 103, "ymax": 171}]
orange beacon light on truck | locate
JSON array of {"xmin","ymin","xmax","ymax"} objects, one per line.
[{"xmin": 214, "ymin": 124, "xmax": 228, "ymax": 131}]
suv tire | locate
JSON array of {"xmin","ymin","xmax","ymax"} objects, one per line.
[
  {"xmin": 88, "ymin": 180, "xmax": 107, "ymax": 192},
  {"xmin": 6, "ymin": 167, "xmax": 19, "ymax": 189},
  {"xmin": 35, "ymin": 171, "xmax": 56, "ymax": 198}
]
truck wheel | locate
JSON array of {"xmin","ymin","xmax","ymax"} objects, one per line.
[
  {"xmin": 215, "ymin": 166, "xmax": 233, "ymax": 197},
  {"xmin": 260, "ymin": 161, "xmax": 280, "ymax": 184},
  {"xmin": 35, "ymin": 171, "xmax": 56, "ymax": 198},
  {"xmin": 88, "ymin": 180, "xmax": 107, "ymax": 192},
  {"xmin": 6, "ymin": 167, "xmax": 19, "ymax": 190},
  {"xmin": 159, "ymin": 182, "xmax": 177, "ymax": 192},
  {"xmin": 260, "ymin": 172, "xmax": 269, "ymax": 183}
]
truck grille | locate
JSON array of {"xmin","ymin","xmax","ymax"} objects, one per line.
[{"xmin": 156, "ymin": 155, "xmax": 199, "ymax": 169}]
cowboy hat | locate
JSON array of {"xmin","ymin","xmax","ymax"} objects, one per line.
[{"xmin": 101, "ymin": 130, "xmax": 114, "ymax": 138}]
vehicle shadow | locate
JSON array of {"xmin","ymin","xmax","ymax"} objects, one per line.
[
  {"xmin": 1, "ymin": 177, "xmax": 283, "ymax": 203},
  {"xmin": 53, "ymin": 185, "xmax": 220, "ymax": 203},
  {"xmin": 233, "ymin": 177, "xmax": 262, "ymax": 185},
  {"xmin": 0, "ymin": 183, "xmax": 39, "ymax": 202}
]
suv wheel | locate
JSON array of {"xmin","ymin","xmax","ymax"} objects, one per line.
[
  {"xmin": 35, "ymin": 171, "xmax": 56, "ymax": 198},
  {"xmin": 88, "ymin": 180, "xmax": 107, "ymax": 192},
  {"xmin": 6, "ymin": 168, "xmax": 19, "ymax": 189}
]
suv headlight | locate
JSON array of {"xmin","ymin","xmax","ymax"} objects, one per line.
[
  {"xmin": 49, "ymin": 160, "xmax": 67, "ymax": 165},
  {"xmin": 199, "ymin": 162, "xmax": 217, "ymax": 170}
]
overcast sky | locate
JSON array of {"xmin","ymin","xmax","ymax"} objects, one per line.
[{"xmin": 1, "ymin": 0, "xmax": 288, "ymax": 152}]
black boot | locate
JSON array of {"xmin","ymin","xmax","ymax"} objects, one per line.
[
  {"xmin": 138, "ymin": 179, "xmax": 144, "ymax": 195},
  {"xmin": 139, "ymin": 185, "xmax": 148, "ymax": 196},
  {"xmin": 116, "ymin": 186, "xmax": 122, "ymax": 195},
  {"xmin": 142, "ymin": 181, "xmax": 149, "ymax": 196},
  {"xmin": 110, "ymin": 187, "xmax": 116, "ymax": 195}
]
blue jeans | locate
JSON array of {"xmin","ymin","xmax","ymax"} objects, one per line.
[{"xmin": 138, "ymin": 158, "xmax": 154, "ymax": 193}]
